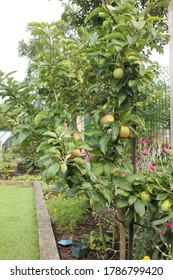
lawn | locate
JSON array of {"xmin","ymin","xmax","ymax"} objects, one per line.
[{"xmin": 0, "ymin": 185, "xmax": 40, "ymax": 260}]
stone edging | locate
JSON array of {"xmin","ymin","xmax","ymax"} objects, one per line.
[
  {"xmin": 34, "ymin": 181, "xmax": 60, "ymax": 260},
  {"xmin": 0, "ymin": 180, "xmax": 60, "ymax": 260}
]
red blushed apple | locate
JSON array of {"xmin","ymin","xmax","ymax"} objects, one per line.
[
  {"xmin": 119, "ymin": 126, "xmax": 130, "ymax": 138},
  {"xmin": 100, "ymin": 114, "xmax": 115, "ymax": 125},
  {"xmin": 73, "ymin": 132, "xmax": 82, "ymax": 141},
  {"xmin": 69, "ymin": 149, "xmax": 81, "ymax": 159}
]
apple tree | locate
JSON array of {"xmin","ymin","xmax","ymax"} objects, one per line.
[{"xmin": 0, "ymin": 0, "xmax": 172, "ymax": 259}]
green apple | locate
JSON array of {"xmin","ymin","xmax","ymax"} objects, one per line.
[
  {"xmin": 113, "ymin": 68, "xmax": 124, "ymax": 79},
  {"xmin": 161, "ymin": 199, "xmax": 172, "ymax": 212},
  {"xmin": 140, "ymin": 191, "xmax": 151, "ymax": 202}
]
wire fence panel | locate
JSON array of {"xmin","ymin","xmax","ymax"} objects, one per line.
[{"xmin": 142, "ymin": 66, "xmax": 170, "ymax": 145}]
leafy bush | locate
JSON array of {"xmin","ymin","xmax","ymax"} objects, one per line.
[
  {"xmin": 12, "ymin": 174, "xmax": 42, "ymax": 181},
  {"xmin": 46, "ymin": 193, "xmax": 87, "ymax": 233},
  {"xmin": 0, "ymin": 148, "xmax": 17, "ymax": 179}
]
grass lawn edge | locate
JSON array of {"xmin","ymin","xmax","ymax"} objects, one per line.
[{"xmin": 0, "ymin": 180, "xmax": 60, "ymax": 260}]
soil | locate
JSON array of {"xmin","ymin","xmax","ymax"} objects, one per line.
[{"xmin": 52, "ymin": 209, "xmax": 104, "ymax": 260}]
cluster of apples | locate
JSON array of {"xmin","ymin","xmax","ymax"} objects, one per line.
[
  {"xmin": 140, "ymin": 191, "xmax": 172, "ymax": 212},
  {"xmin": 100, "ymin": 114, "xmax": 134, "ymax": 139}
]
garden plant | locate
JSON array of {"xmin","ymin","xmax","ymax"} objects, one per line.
[{"xmin": 0, "ymin": 0, "xmax": 173, "ymax": 259}]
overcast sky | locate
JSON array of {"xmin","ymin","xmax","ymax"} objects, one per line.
[
  {"xmin": 0, "ymin": 0, "xmax": 169, "ymax": 82},
  {"xmin": 0, "ymin": 0, "xmax": 64, "ymax": 81}
]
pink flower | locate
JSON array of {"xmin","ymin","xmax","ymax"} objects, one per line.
[
  {"xmin": 167, "ymin": 223, "xmax": 173, "ymax": 230},
  {"xmin": 145, "ymin": 140, "xmax": 150, "ymax": 144},
  {"xmin": 162, "ymin": 145, "xmax": 168, "ymax": 153},
  {"xmin": 80, "ymin": 151, "xmax": 87, "ymax": 156},
  {"xmin": 140, "ymin": 140, "xmax": 145, "ymax": 144},
  {"xmin": 152, "ymin": 162, "xmax": 157, "ymax": 166},
  {"xmin": 142, "ymin": 152, "xmax": 148, "ymax": 156},
  {"xmin": 86, "ymin": 157, "xmax": 90, "ymax": 163},
  {"xmin": 152, "ymin": 134, "xmax": 156, "ymax": 139},
  {"xmin": 150, "ymin": 166, "xmax": 155, "ymax": 171},
  {"xmin": 136, "ymin": 159, "xmax": 139, "ymax": 163},
  {"xmin": 155, "ymin": 148, "xmax": 159, "ymax": 151}
]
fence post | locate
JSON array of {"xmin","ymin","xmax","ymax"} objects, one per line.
[{"xmin": 168, "ymin": 0, "xmax": 173, "ymax": 149}]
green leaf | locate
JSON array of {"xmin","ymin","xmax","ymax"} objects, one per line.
[
  {"xmin": 115, "ymin": 145, "xmax": 124, "ymax": 155},
  {"xmin": 46, "ymin": 163, "xmax": 59, "ymax": 177},
  {"xmin": 112, "ymin": 123, "xmax": 119, "ymax": 140},
  {"xmin": 113, "ymin": 177, "xmax": 133, "ymax": 191},
  {"xmin": 146, "ymin": 16, "xmax": 165, "ymax": 22},
  {"xmin": 132, "ymin": 20, "xmax": 146, "ymax": 30},
  {"xmin": 104, "ymin": 162, "xmax": 115, "ymax": 175},
  {"xmin": 115, "ymin": 189, "xmax": 130, "ymax": 197},
  {"xmin": 116, "ymin": 200, "xmax": 129, "ymax": 208},
  {"xmin": 18, "ymin": 129, "xmax": 30, "ymax": 144},
  {"xmin": 36, "ymin": 142, "xmax": 49, "ymax": 153},
  {"xmin": 134, "ymin": 200, "xmax": 145, "ymax": 217},
  {"xmin": 156, "ymin": 193, "xmax": 168, "ymax": 201},
  {"xmin": 80, "ymin": 144, "xmax": 92, "ymax": 151},
  {"xmin": 91, "ymin": 162, "xmax": 104, "ymax": 176},
  {"xmin": 151, "ymin": 213, "xmax": 173, "ymax": 226},
  {"xmin": 99, "ymin": 135, "xmax": 110, "ymax": 154},
  {"xmin": 43, "ymin": 131, "xmax": 57, "ymax": 138},
  {"xmin": 118, "ymin": 93, "xmax": 126, "ymax": 105},
  {"xmin": 119, "ymin": 107, "xmax": 132, "ymax": 119},
  {"xmin": 81, "ymin": 182, "xmax": 93, "ymax": 191},
  {"xmin": 31, "ymin": 29, "xmax": 46, "ymax": 36},
  {"xmin": 88, "ymin": 171, "xmax": 97, "ymax": 182},
  {"xmin": 128, "ymin": 114, "xmax": 143, "ymax": 125},
  {"xmin": 84, "ymin": 7, "xmax": 105, "ymax": 23},
  {"xmin": 122, "ymin": 161, "xmax": 134, "ymax": 174},
  {"xmin": 128, "ymin": 195, "xmax": 137, "ymax": 206},
  {"xmin": 105, "ymin": 32, "xmax": 126, "ymax": 41},
  {"xmin": 61, "ymin": 163, "xmax": 67, "ymax": 173},
  {"xmin": 34, "ymin": 110, "xmax": 48, "ymax": 126}
]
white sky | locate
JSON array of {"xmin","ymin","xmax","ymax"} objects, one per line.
[
  {"xmin": 0, "ymin": 0, "xmax": 169, "ymax": 82},
  {"xmin": 0, "ymin": 0, "xmax": 64, "ymax": 81}
]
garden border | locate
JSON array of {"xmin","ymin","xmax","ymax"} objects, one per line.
[{"xmin": 0, "ymin": 180, "xmax": 60, "ymax": 260}]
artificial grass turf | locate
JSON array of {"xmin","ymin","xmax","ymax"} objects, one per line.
[{"xmin": 0, "ymin": 185, "xmax": 40, "ymax": 260}]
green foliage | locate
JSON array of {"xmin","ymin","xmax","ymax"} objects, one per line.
[
  {"xmin": 46, "ymin": 193, "xmax": 87, "ymax": 232},
  {"xmin": 0, "ymin": 148, "xmax": 17, "ymax": 179},
  {"xmin": 0, "ymin": 103, "xmax": 13, "ymax": 130},
  {"xmin": 11, "ymin": 174, "xmax": 42, "ymax": 181},
  {"xmin": 60, "ymin": 0, "xmax": 102, "ymax": 27}
]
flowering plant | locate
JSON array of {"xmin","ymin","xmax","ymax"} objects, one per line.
[
  {"xmin": 136, "ymin": 136, "xmax": 170, "ymax": 173},
  {"xmin": 156, "ymin": 222, "xmax": 173, "ymax": 260}
]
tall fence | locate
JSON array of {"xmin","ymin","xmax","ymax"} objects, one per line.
[{"xmin": 142, "ymin": 66, "xmax": 170, "ymax": 145}]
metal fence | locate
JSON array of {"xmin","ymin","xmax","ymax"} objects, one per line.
[{"xmin": 142, "ymin": 66, "xmax": 170, "ymax": 145}]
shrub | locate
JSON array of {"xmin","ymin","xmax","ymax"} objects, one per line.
[
  {"xmin": 12, "ymin": 174, "xmax": 42, "ymax": 181},
  {"xmin": 46, "ymin": 193, "xmax": 87, "ymax": 233}
]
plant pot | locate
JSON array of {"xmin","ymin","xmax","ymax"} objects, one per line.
[{"xmin": 72, "ymin": 243, "xmax": 87, "ymax": 259}]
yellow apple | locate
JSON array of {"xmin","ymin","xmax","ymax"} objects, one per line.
[{"xmin": 119, "ymin": 126, "xmax": 130, "ymax": 138}]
